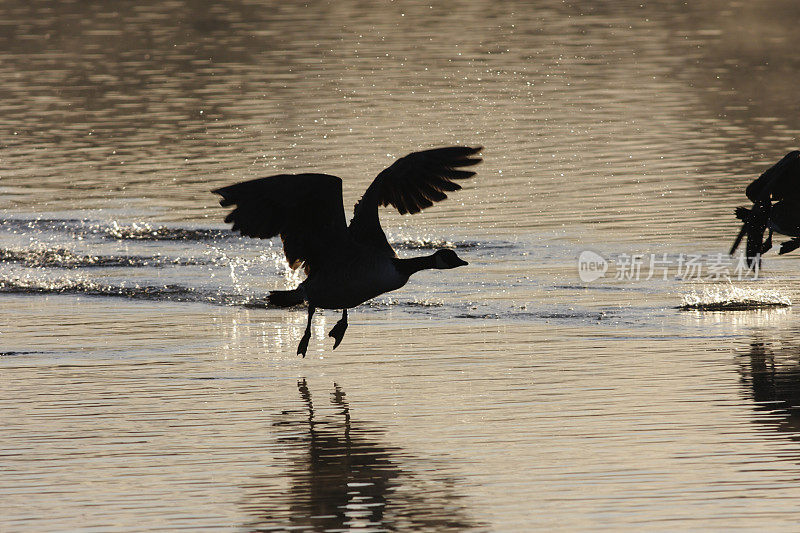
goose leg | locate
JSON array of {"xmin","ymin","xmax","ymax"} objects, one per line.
[
  {"xmin": 328, "ymin": 309, "xmax": 348, "ymax": 350},
  {"xmin": 297, "ymin": 306, "xmax": 315, "ymax": 358},
  {"xmin": 761, "ymin": 228, "xmax": 773, "ymax": 254}
]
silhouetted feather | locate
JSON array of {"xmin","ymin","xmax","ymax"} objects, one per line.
[
  {"xmin": 214, "ymin": 147, "xmax": 482, "ymax": 267},
  {"xmin": 350, "ymin": 146, "xmax": 482, "ymax": 251},
  {"xmin": 213, "ymin": 173, "xmax": 348, "ymax": 274},
  {"xmin": 738, "ymin": 203, "xmax": 770, "ymax": 268},
  {"xmin": 735, "ymin": 206, "xmax": 750, "ymax": 221}
]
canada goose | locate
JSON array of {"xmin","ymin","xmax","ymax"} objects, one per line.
[
  {"xmin": 213, "ymin": 146, "xmax": 481, "ymax": 356},
  {"xmin": 731, "ymin": 150, "xmax": 800, "ymax": 267}
]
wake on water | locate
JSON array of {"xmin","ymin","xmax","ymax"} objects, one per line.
[
  {"xmin": 5, "ymin": 217, "xmax": 791, "ymax": 319},
  {"xmin": 0, "ymin": 218, "xmax": 502, "ymax": 315}
]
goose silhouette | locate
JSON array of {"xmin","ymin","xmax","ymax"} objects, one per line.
[
  {"xmin": 213, "ymin": 146, "xmax": 481, "ymax": 356},
  {"xmin": 731, "ymin": 150, "xmax": 800, "ymax": 267}
]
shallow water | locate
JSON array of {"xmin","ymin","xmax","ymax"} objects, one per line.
[{"xmin": 2, "ymin": 0, "xmax": 800, "ymax": 530}]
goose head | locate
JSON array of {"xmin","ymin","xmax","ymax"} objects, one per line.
[{"xmin": 433, "ymin": 249, "xmax": 468, "ymax": 269}]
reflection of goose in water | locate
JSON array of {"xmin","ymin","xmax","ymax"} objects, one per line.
[
  {"xmin": 737, "ymin": 334, "xmax": 800, "ymax": 435},
  {"xmin": 731, "ymin": 151, "xmax": 800, "ymax": 268},
  {"xmin": 213, "ymin": 146, "xmax": 480, "ymax": 356},
  {"xmin": 241, "ymin": 379, "xmax": 480, "ymax": 531}
]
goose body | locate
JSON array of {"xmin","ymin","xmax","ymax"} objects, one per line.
[
  {"xmin": 213, "ymin": 146, "xmax": 480, "ymax": 356},
  {"xmin": 767, "ymin": 200, "xmax": 800, "ymax": 238},
  {"xmin": 300, "ymin": 251, "xmax": 407, "ymax": 310}
]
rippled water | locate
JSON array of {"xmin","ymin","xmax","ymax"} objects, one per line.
[{"xmin": 3, "ymin": 0, "xmax": 800, "ymax": 530}]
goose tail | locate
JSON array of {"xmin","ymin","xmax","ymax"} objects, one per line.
[{"xmin": 268, "ymin": 288, "xmax": 305, "ymax": 307}]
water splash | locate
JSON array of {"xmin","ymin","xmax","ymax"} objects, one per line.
[
  {"xmin": 386, "ymin": 230, "xmax": 511, "ymax": 251},
  {"xmin": 679, "ymin": 285, "xmax": 792, "ymax": 311},
  {"xmin": 391, "ymin": 236, "xmax": 460, "ymax": 250},
  {"xmin": 389, "ymin": 236, "xmax": 507, "ymax": 251},
  {"xmin": 0, "ymin": 275, "xmax": 269, "ymax": 308},
  {"xmin": 0, "ymin": 218, "xmax": 228, "ymax": 242},
  {"xmin": 0, "ymin": 275, "xmax": 201, "ymax": 301},
  {"xmin": 0, "ymin": 247, "xmax": 207, "ymax": 268},
  {"xmin": 103, "ymin": 221, "xmax": 224, "ymax": 241}
]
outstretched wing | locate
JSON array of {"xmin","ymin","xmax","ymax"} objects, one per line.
[
  {"xmin": 213, "ymin": 173, "xmax": 349, "ymax": 274},
  {"xmin": 348, "ymin": 146, "xmax": 482, "ymax": 252},
  {"xmin": 730, "ymin": 204, "xmax": 769, "ymax": 262},
  {"xmin": 732, "ymin": 151, "xmax": 800, "ymax": 257}
]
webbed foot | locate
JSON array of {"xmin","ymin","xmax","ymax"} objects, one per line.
[
  {"xmin": 297, "ymin": 306, "xmax": 315, "ymax": 358},
  {"xmin": 297, "ymin": 332, "xmax": 311, "ymax": 357},
  {"xmin": 328, "ymin": 310, "xmax": 348, "ymax": 350}
]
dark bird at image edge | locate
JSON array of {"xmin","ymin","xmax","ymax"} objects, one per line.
[
  {"xmin": 213, "ymin": 146, "xmax": 481, "ymax": 356},
  {"xmin": 731, "ymin": 150, "xmax": 800, "ymax": 268}
]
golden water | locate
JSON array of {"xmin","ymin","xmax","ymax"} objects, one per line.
[{"xmin": 2, "ymin": 1, "xmax": 800, "ymax": 530}]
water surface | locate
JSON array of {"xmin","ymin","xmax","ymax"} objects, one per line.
[{"xmin": 2, "ymin": 0, "xmax": 800, "ymax": 530}]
